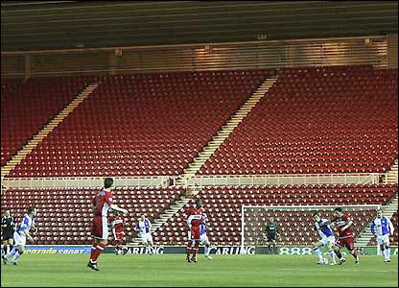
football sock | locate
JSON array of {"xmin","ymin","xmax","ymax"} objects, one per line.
[
  {"xmin": 192, "ymin": 242, "xmax": 199, "ymax": 259},
  {"xmin": 382, "ymin": 248, "xmax": 387, "ymax": 259},
  {"xmin": 4, "ymin": 246, "xmax": 18, "ymax": 259},
  {"xmin": 313, "ymin": 247, "xmax": 323, "ymax": 261},
  {"xmin": 12, "ymin": 250, "xmax": 23, "ymax": 263},
  {"xmin": 92, "ymin": 243, "xmax": 105, "ymax": 262},
  {"xmin": 335, "ymin": 250, "xmax": 343, "ymax": 259},
  {"xmin": 90, "ymin": 243, "xmax": 98, "ymax": 262},
  {"xmin": 186, "ymin": 242, "xmax": 192, "ymax": 258},
  {"xmin": 204, "ymin": 246, "xmax": 209, "ymax": 256},
  {"xmin": 384, "ymin": 246, "xmax": 390, "ymax": 260},
  {"xmin": 351, "ymin": 249, "xmax": 358, "ymax": 259},
  {"xmin": 328, "ymin": 250, "xmax": 336, "ymax": 263},
  {"xmin": 192, "ymin": 248, "xmax": 199, "ymax": 259}
]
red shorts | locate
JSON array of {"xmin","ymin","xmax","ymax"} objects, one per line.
[
  {"xmin": 112, "ymin": 229, "xmax": 125, "ymax": 240},
  {"xmin": 190, "ymin": 226, "xmax": 200, "ymax": 240},
  {"xmin": 91, "ymin": 216, "xmax": 108, "ymax": 240},
  {"xmin": 336, "ymin": 237, "xmax": 355, "ymax": 251}
]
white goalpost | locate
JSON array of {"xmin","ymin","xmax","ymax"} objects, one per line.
[{"xmin": 241, "ymin": 204, "xmax": 381, "ymax": 250}]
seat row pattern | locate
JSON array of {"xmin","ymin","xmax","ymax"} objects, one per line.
[
  {"xmin": 1, "ymin": 183, "xmax": 396, "ymax": 246},
  {"xmin": 0, "ymin": 186, "xmax": 185, "ymax": 245},
  {"xmin": 154, "ymin": 183, "xmax": 397, "ymax": 246},
  {"xmin": 199, "ymin": 67, "xmax": 398, "ymax": 175},
  {"xmin": 2, "ymin": 76, "xmax": 94, "ymax": 166},
  {"xmin": 7, "ymin": 70, "xmax": 272, "ymax": 177}
]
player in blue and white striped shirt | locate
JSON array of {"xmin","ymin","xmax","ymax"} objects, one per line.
[
  {"xmin": 312, "ymin": 211, "xmax": 337, "ymax": 265},
  {"xmin": 135, "ymin": 215, "xmax": 155, "ymax": 255},
  {"xmin": 2, "ymin": 206, "xmax": 37, "ymax": 266},
  {"xmin": 370, "ymin": 209, "xmax": 394, "ymax": 262}
]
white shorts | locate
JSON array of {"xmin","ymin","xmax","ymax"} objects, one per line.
[
  {"xmin": 320, "ymin": 235, "xmax": 335, "ymax": 247},
  {"xmin": 13, "ymin": 232, "xmax": 26, "ymax": 246},
  {"xmin": 376, "ymin": 234, "xmax": 390, "ymax": 246},
  {"xmin": 199, "ymin": 233, "xmax": 209, "ymax": 245},
  {"xmin": 140, "ymin": 232, "xmax": 153, "ymax": 244}
]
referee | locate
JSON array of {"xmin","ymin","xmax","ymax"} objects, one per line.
[
  {"xmin": 1, "ymin": 209, "xmax": 15, "ymax": 255},
  {"xmin": 264, "ymin": 216, "xmax": 279, "ymax": 254}
]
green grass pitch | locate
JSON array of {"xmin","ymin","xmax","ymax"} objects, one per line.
[{"xmin": 1, "ymin": 254, "xmax": 398, "ymax": 287}]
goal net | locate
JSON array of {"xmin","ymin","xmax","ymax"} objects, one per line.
[{"xmin": 241, "ymin": 205, "xmax": 380, "ymax": 249}]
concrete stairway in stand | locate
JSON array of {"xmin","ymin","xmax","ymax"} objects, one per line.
[
  {"xmin": 175, "ymin": 75, "xmax": 278, "ymax": 188},
  {"xmin": 129, "ymin": 195, "xmax": 191, "ymax": 245},
  {"xmin": 1, "ymin": 82, "xmax": 99, "ymax": 179},
  {"xmin": 128, "ymin": 76, "xmax": 279, "ymax": 246},
  {"xmin": 355, "ymin": 192, "xmax": 398, "ymax": 247},
  {"xmin": 356, "ymin": 159, "xmax": 399, "ymax": 246},
  {"xmin": 386, "ymin": 158, "xmax": 398, "ymax": 184}
]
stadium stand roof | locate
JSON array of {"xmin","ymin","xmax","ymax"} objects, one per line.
[{"xmin": 1, "ymin": 1, "xmax": 398, "ymax": 51}]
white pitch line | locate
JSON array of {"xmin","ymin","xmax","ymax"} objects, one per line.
[{"xmin": 277, "ymin": 268, "xmax": 394, "ymax": 273}]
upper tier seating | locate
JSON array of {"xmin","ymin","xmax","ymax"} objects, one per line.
[
  {"xmin": 0, "ymin": 186, "xmax": 185, "ymax": 245},
  {"xmin": 8, "ymin": 70, "xmax": 272, "ymax": 177},
  {"xmin": 154, "ymin": 184, "xmax": 397, "ymax": 246},
  {"xmin": 1, "ymin": 78, "xmax": 23, "ymax": 165},
  {"xmin": 1, "ymin": 78, "xmax": 21, "ymax": 99},
  {"xmin": 200, "ymin": 66, "xmax": 398, "ymax": 175},
  {"xmin": 1, "ymin": 76, "xmax": 93, "ymax": 166}
]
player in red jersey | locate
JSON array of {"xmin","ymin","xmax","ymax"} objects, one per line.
[
  {"xmin": 87, "ymin": 178, "xmax": 128, "ymax": 271},
  {"xmin": 185, "ymin": 199, "xmax": 206, "ymax": 263},
  {"xmin": 108, "ymin": 211, "xmax": 127, "ymax": 255},
  {"xmin": 331, "ymin": 207, "xmax": 359, "ymax": 265}
]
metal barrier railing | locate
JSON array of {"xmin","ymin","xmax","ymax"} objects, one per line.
[
  {"xmin": 1, "ymin": 173, "xmax": 382, "ymax": 189},
  {"xmin": 186, "ymin": 173, "xmax": 381, "ymax": 188}
]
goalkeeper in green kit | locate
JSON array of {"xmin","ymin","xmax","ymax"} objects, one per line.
[{"xmin": 264, "ymin": 216, "xmax": 279, "ymax": 254}]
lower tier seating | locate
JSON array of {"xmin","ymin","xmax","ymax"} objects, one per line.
[
  {"xmin": 0, "ymin": 186, "xmax": 185, "ymax": 245},
  {"xmin": 1, "ymin": 183, "xmax": 396, "ymax": 246},
  {"xmin": 154, "ymin": 184, "xmax": 397, "ymax": 246}
]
